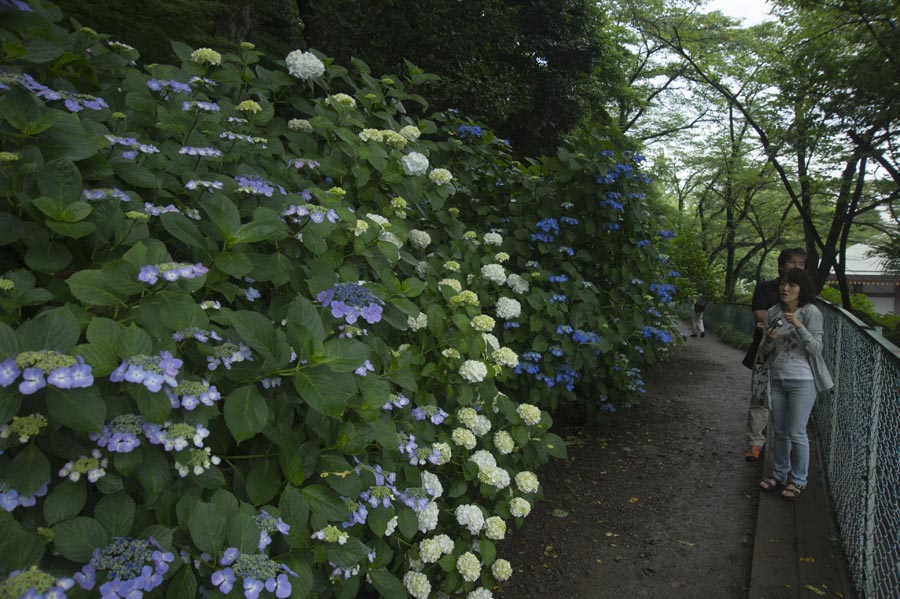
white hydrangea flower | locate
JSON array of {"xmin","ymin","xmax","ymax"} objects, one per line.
[
  {"xmin": 493, "ymin": 431, "xmax": 515, "ymax": 455},
  {"xmin": 455, "ymin": 505, "xmax": 485, "ymax": 535},
  {"xmin": 469, "ymin": 415, "xmax": 492, "ymax": 437},
  {"xmin": 190, "ymin": 47, "xmax": 222, "ymax": 66},
  {"xmin": 492, "ymin": 347, "xmax": 519, "ymax": 368},
  {"xmin": 456, "ymin": 552, "xmax": 482, "ymax": 582},
  {"xmin": 354, "ymin": 219, "xmax": 369, "ymax": 236},
  {"xmin": 443, "ymin": 260, "xmax": 460, "ymax": 272},
  {"xmin": 288, "ymin": 118, "xmax": 313, "ymax": 132},
  {"xmin": 403, "ymin": 571, "xmax": 432, "ymax": 599},
  {"xmin": 494, "ymin": 252, "xmax": 510, "ymax": 263},
  {"xmin": 517, "ymin": 404, "xmax": 542, "ymax": 426},
  {"xmin": 409, "ymin": 229, "xmax": 432, "ymax": 249},
  {"xmin": 495, "ymin": 297, "xmax": 521, "ymax": 320},
  {"xmin": 429, "ymin": 168, "xmax": 453, "ymax": 185},
  {"xmin": 418, "ymin": 501, "xmax": 439, "ymax": 533},
  {"xmin": 464, "ymin": 230, "xmax": 477, "ymax": 241},
  {"xmin": 381, "ymin": 130, "xmax": 408, "ymax": 148},
  {"xmin": 421, "ymin": 471, "xmax": 443, "ymax": 498},
  {"xmin": 507, "ymin": 273, "xmax": 530, "ymax": 294},
  {"xmin": 452, "ymin": 428, "xmax": 477, "ymax": 450},
  {"xmin": 478, "ymin": 466, "xmax": 510, "ymax": 489},
  {"xmin": 515, "ymin": 471, "xmax": 540, "ymax": 494},
  {"xmin": 467, "ymin": 588, "xmax": 494, "ymax": 599},
  {"xmin": 483, "ymin": 232, "xmax": 503, "ymax": 246},
  {"xmin": 481, "ymin": 264, "xmax": 507, "ymax": 285},
  {"xmin": 401, "ymin": 152, "xmax": 429, "ymax": 176},
  {"xmin": 482, "ymin": 333, "xmax": 500, "ymax": 351},
  {"xmin": 385, "ymin": 515, "xmax": 399, "ymax": 536},
  {"xmin": 358, "ymin": 128, "xmax": 384, "ymax": 142},
  {"xmin": 442, "ymin": 348, "xmax": 461, "ymax": 360},
  {"xmin": 430, "ymin": 443, "xmax": 451, "ymax": 466},
  {"xmin": 285, "ymin": 50, "xmax": 325, "ymax": 80},
  {"xmin": 408, "ymin": 312, "xmax": 428, "ymax": 331},
  {"xmin": 459, "ymin": 360, "xmax": 487, "ymax": 383},
  {"xmin": 484, "ymin": 516, "xmax": 507, "ymax": 540},
  {"xmin": 510, "ymin": 497, "xmax": 532, "ymax": 518},
  {"xmin": 415, "ymin": 261, "xmax": 429, "ymax": 278},
  {"xmin": 471, "ymin": 314, "xmax": 495, "ymax": 332},
  {"xmin": 435, "ymin": 534, "xmax": 454, "ymax": 554},
  {"xmin": 457, "ymin": 407, "xmax": 478, "ymax": 427},
  {"xmin": 420, "ymin": 537, "xmax": 445, "ymax": 563},
  {"xmin": 469, "ymin": 449, "xmax": 497, "ymax": 470},
  {"xmin": 400, "ymin": 125, "xmax": 421, "ymax": 141},
  {"xmin": 492, "ymin": 559, "xmax": 513, "ymax": 582},
  {"xmin": 439, "ymin": 278, "xmax": 462, "ymax": 292},
  {"xmin": 325, "ymin": 93, "xmax": 356, "ymax": 108}
]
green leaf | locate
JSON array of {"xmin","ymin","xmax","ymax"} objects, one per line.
[
  {"xmin": 214, "ymin": 250, "xmax": 254, "ymax": 277},
  {"xmin": 113, "ymin": 160, "xmax": 160, "ymax": 188},
  {"xmin": 54, "ymin": 517, "xmax": 109, "ymax": 562},
  {"xmin": 300, "ymin": 485, "xmax": 349, "ymax": 522},
  {"xmin": 0, "ymin": 510, "xmax": 45, "ymax": 570},
  {"xmin": 226, "ymin": 511, "xmax": 260, "ymax": 553},
  {"xmin": 201, "ymin": 194, "xmax": 241, "ymax": 239},
  {"xmin": 292, "ymin": 368, "xmax": 356, "ymax": 418},
  {"xmin": 279, "ymin": 486, "xmax": 310, "ymax": 546},
  {"xmin": 0, "ymin": 389, "xmax": 22, "ymax": 426},
  {"xmin": 45, "ymin": 219, "xmax": 96, "ymax": 239},
  {"xmin": 230, "ymin": 310, "xmax": 279, "ymax": 359},
  {"xmin": 245, "ymin": 459, "xmax": 281, "ymax": 505},
  {"xmin": 0, "ymin": 212, "xmax": 25, "ymax": 245},
  {"xmin": 161, "ymin": 212, "xmax": 208, "ymax": 250},
  {"xmin": 114, "ymin": 324, "xmax": 153, "ymax": 358},
  {"xmin": 38, "ymin": 159, "xmax": 83, "ymax": 203},
  {"xmin": 130, "ymin": 385, "xmax": 172, "ymax": 424},
  {"xmin": 188, "ymin": 503, "xmax": 226, "ymax": 554},
  {"xmin": 16, "ymin": 306, "xmax": 81, "ymax": 352},
  {"xmin": 136, "ymin": 446, "xmax": 170, "ymax": 499},
  {"xmin": 224, "ymin": 385, "xmax": 268, "ymax": 443},
  {"xmin": 95, "ymin": 493, "xmax": 136, "ymax": 537},
  {"xmin": 369, "ymin": 569, "xmax": 408, "ymax": 599},
  {"xmin": 234, "ymin": 208, "xmax": 289, "ymax": 244},
  {"xmin": 166, "ymin": 565, "xmax": 198, "ymax": 599},
  {"xmin": 46, "ymin": 386, "xmax": 107, "ymax": 432},
  {"xmin": 315, "ymin": 339, "xmax": 370, "ymax": 372},
  {"xmin": 24, "ymin": 241, "xmax": 73, "ymax": 274},
  {"xmin": 67, "ymin": 269, "xmax": 126, "ymax": 306},
  {"xmin": 540, "ymin": 432, "xmax": 567, "ymax": 459},
  {"xmin": 325, "ymin": 537, "xmax": 369, "ymax": 569},
  {"xmin": 8, "ymin": 445, "xmax": 50, "ymax": 496},
  {"xmin": 479, "ymin": 539, "xmax": 496, "ymax": 565},
  {"xmin": 397, "ymin": 506, "xmax": 418, "ymax": 540},
  {"xmin": 210, "ymin": 490, "xmax": 239, "ymax": 517},
  {"xmin": 43, "ymin": 479, "xmax": 87, "ymax": 525}
]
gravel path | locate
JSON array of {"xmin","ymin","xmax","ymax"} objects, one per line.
[{"xmin": 499, "ymin": 326, "xmax": 759, "ymax": 598}]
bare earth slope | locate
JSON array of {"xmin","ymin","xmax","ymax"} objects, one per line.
[{"xmin": 499, "ymin": 330, "xmax": 758, "ymax": 598}]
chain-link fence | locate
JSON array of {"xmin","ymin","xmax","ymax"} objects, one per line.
[{"xmin": 707, "ymin": 300, "xmax": 900, "ymax": 599}]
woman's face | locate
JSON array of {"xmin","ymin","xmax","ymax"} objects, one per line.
[{"xmin": 779, "ymin": 280, "xmax": 800, "ymax": 305}]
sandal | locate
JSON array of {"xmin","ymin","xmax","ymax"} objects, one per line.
[
  {"xmin": 781, "ymin": 483, "xmax": 804, "ymax": 501},
  {"xmin": 759, "ymin": 478, "xmax": 783, "ymax": 492}
]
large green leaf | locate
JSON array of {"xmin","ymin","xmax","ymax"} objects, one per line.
[
  {"xmin": 224, "ymin": 385, "xmax": 268, "ymax": 443},
  {"xmin": 54, "ymin": 517, "xmax": 108, "ymax": 562},
  {"xmin": 95, "ymin": 493, "xmax": 136, "ymax": 537},
  {"xmin": 315, "ymin": 339, "xmax": 370, "ymax": 372},
  {"xmin": 24, "ymin": 240, "xmax": 73, "ymax": 274},
  {"xmin": 46, "ymin": 386, "xmax": 106, "ymax": 432},
  {"xmin": 130, "ymin": 385, "xmax": 172, "ymax": 424},
  {"xmin": 292, "ymin": 368, "xmax": 356, "ymax": 418},
  {"xmin": 166, "ymin": 566, "xmax": 198, "ymax": 599},
  {"xmin": 0, "ymin": 212, "xmax": 25, "ymax": 245},
  {"xmin": 188, "ymin": 503, "xmax": 226, "ymax": 554},
  {"xmin": 15, "ymin": 306, "xmax": 81, "ymax": 352},
  {"xmin": 299, "ymin": 484, "xmax": 349, "ymax": 522},
  {"xmin": 226, "ymin": 512, "xmax": 260, "ymax": 553},
  {"xmin": 369, "ymin": 569, "xmax": 408, "ymax": 599},
  {"xmin": 43, "ymin": 479, "xmax": 87, "ymax": 525},
  {"xmin": 37, "ymin": 159, "xmax": 82, "ymax": 203},
  {"xmin": 136, "ymin": 446, "xmax": 170, "ymax": 499},
  {"xmin": 38, "ymin": 114, "xmax": 102, "ymax": 161},
  {"xmin": 201, "ymin": 194, "xmax": 241, "ymax": 240},
  {"xmin": 230, "ymin": 310, "xmax": 279, "ymax": 359},
  {"xmin": 161, "ymin": 212, "xmax": 209, "ymax": 250},
  {"xmin": 0, "ymin": 510, "xmax": 45, "ymax": 570},
  {"xmin": 67, "ymin": 269, "xmax": 126, "ymax": 307},
  {"xmin": 8, "ymin": 444, "xmax": 50, "ymax": 497},
  {"xmin": 234, "ymin": 207, "xmax": 289, "ymax": 244},
  {"xmin": 245, "ymin": 459, "xmax": 280, "ymax": 505},
  {"xmin": 114, "ymin": 323, "xmax": 153, "ymax": 358},
  {"xmin": 113, "ymin": 160, "xmax": 160, "ymax": 188}
]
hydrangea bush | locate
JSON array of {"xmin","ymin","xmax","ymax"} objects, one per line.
[{"xmin": 0, "ymin": 2, "xmax": 678, "ymax": 598}]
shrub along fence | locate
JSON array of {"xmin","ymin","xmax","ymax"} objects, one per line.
[{"xmin": 0, "ymin": 2, "xmax": 680, "ymax": 598}]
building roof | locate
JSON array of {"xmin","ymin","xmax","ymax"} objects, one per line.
[{"xmin": 828, "ymin": 243, "xmax": 900, "ymax": 284}]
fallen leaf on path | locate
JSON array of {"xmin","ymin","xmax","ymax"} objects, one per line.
[
  {"xmin": 677, "ymin": 540, "xmax": 695, "ymax": 547},
  {"xmin": 800, "ymin": 556, "xmax": 816, "ymax": 563},
  {"xmin": 543, "ymin": 545, "xmax": 558, "ymax": 558},
  {"xmin": 803, "ymin": 584, "xmax": 827, "ymax": 596},
  {"xmin": 604, "ymin": 532, "xmax": 619, "ymax": 537},
  {"xmin": 550, "ymin": 508, "xmax": 569, "ymax": 518},
  {"xmin": 628, "ymin": 497, "xmax": 639, "ymax": 503}
]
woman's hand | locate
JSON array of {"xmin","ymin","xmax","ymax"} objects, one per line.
[
  {"xmin": 766, "ymin": 326, "xmax": 779, "ymax": 341},
  {"xmin": 783, "ymin": 311, "xmax": 803, "ymax": 328}
]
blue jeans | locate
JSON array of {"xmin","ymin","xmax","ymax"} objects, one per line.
[{"xmin": 770, "ymin": 378, "xmax": 817, "ymax": 487}]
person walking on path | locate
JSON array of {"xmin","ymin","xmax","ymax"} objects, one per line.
[
  {"xmin": 742, "ymin": 248, "xmax": 807, "ymax": 461},
  {"xmin": 690, "ymin": 296, "xmax": 706, "ymax": 338},
  {"xmin": 757, "ymin": 268, "xmax": 834, "ymax": 500}
]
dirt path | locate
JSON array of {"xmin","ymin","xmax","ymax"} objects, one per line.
[{"xmin": 499, "ymin": 327, "xmax": 759, "ymax": 598}]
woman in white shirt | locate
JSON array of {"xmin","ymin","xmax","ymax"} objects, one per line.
[{"xmin": 757, "ymin": 268, "xmax": 834, "ymax": 500}]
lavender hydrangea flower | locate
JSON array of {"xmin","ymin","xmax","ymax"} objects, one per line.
[
  {"xmin": 74, "ymin": 537, "xmax": 174, "ymax": 597},
  {"xmin": 234, "ymin": 174, "xmax": 285, "ymax": 197},
  {"xmin": 165, "ymin": 379, "xmax": 221, "ymax": 410},
  {"xmin": 255, "ymin": 511, "xmax": 290, "ymax": 550},
  {"xmin": 1, "ymin": 566, "xmax": 75, "ymax": 599},
  {"xmin": 316, "ymin": 282, "xmax": 384, "ymax": 325},
  {"xmin": 83, "ymin": 187, "xmax": 130, "ymax": 202},
  {"xmin": 90, "ymin": 415, "xmax": 144, "ymax": 453},
  {"xmin": 0, "ymin": 358, "xmax": 20, "ymax": 387},
  {"xmin": 137, "ymin": 262, "xmax": 208, "ymax": 284},
  {"xmin": 353, "ymin": 359, "xmax": 374, "ymax": 376},
  {"xmin": 206, "ymin": 342, "xmax": 253, "ymax": 371},
  {"xmin": 0, "ymin": 478, "xmax": 49, "ymax": 511},
  {"xmin": 211, "ymin": 549, "xmax": 296, "ymax": 599}
]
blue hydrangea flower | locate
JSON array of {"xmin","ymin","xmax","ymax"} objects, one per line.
[
  {"xmin": 548, "ymin": 274, "xmax": 568, "ymax": 283},
  {"xmin": 549, "ymin": 294, "xmax": 567, "ymax": 304},
  {"xmin": 0, "ymin": 478, "xmax": 48, "ymax": 511},
  {"xmin": 74, "ymin": 537, "xmax": 173, "ymax": 598},
  {"xmin": 146, "ymin": 78, "xmax": 192, "ymax": 95},
  {"xmin": 211, "ymin": 548, "xmax": 296, "ymax": 599},
  {"xmin": 234, "ymin": 174, "xmax": 285, "ymax": 197},
  {"xmin": 165, "ymin": 379, "xmax": 220, "ymax": 410},
  {"xmin": 83, "ymin": 188, "xmax": 130, "ymax": 202},
  {"xmin": 184, "ymin": 179, "xmax": 224, "ymax": 191},
  {"xmin": 1, "ymin": 566, "xmax": 74, "ymax": 599},
  {"xmin": 255, "ymin": 511, "xmax": 290, "ymax": 551},
  {"xmin": 178, "ymin": 146, "xmax": 222, "ymax": 158},
  {"xmin": 353, "ymin": 360, "xmax": 374, "ymax": 377},
  {"xmin": 137, "ymin": 262, "xmax": 208, "ymax": 284},
  {"xmin": 317, "ymin": 283, "xmax": 384, "ymax": 325},
  {"xmin": 658, "ymin": 230, "xmax": 676, "ymax": 241},
  {"xmin": 207, "ymin": 341, "xmax": 254, "ymax": 371},
  {"xmin": 560, "ymin": 216, "xmax": 579, "ymax": 225},
  {"xmin": 89, "ymin": 415, "xmax": 144, "ymax": 453},
  {"xmin": 0, "ymin": 358, "xmax": 20, "ymax": 387}
]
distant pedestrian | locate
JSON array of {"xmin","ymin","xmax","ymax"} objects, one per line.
[
  {"xmin": 741, "ymin": 248, "xmax": 807, "ymax": 462},
  {"xmin": 690, "ymin": 297, "xmax": 706, "ymax": 338},
  {"xmin": 757, "ymin": 268, "xmax": 833, "ymax": 500}
]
